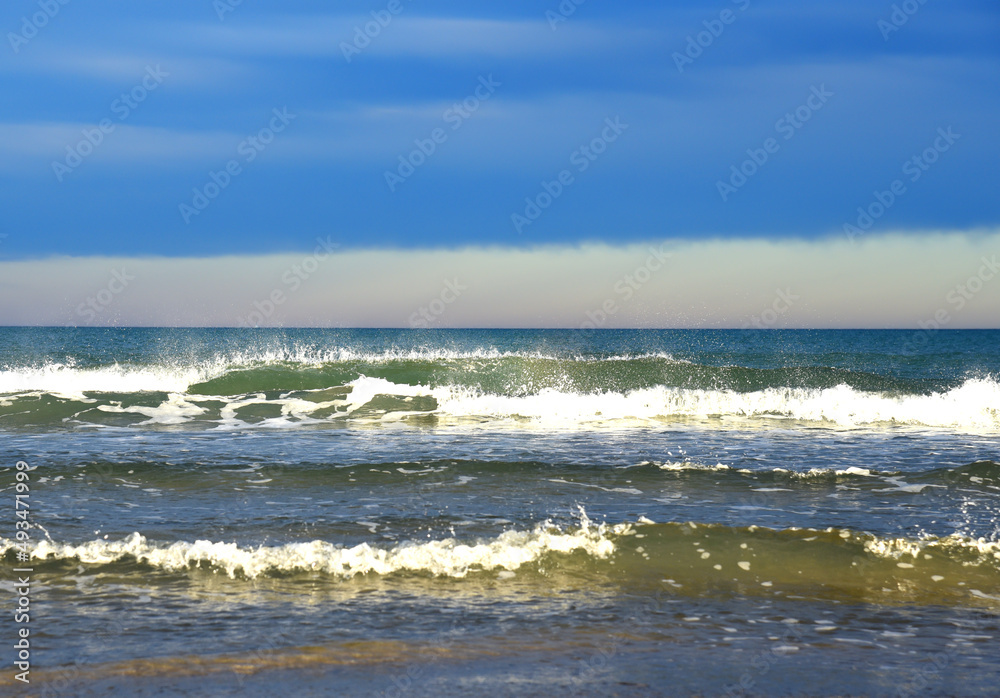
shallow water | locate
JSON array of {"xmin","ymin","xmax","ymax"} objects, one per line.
[{"xmin": 2, "ymin": 328, "xmax": 998, "ymax": 695}]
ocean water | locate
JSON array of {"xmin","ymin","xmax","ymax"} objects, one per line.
[{"xmin": 1, "ymin": 328, "xmax": 999, "ymax": 697}]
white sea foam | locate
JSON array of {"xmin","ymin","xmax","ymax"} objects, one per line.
[
  {"xmin": 426, "ymin": 379, "xmax": 1000, "ymax": 430},
  {"xmin": 5, "ymin": 515, "xmax": 628, "ymax": 580},
  {"xmin": 3, "ymin": 356, "xmax": 998, "ymax": 431},
  {"xmin": 650, "ymin": 460, "xmax": 742, "ymax": 473},
  {"xmin": 0, "ymin": 349, "xmax": 682, "ymax": 396},
  {"xmin": 0, "ymin": 362, "xmax": 208, "ymax": 396},
  {"xmin": 770, "ymin": 466, "xmax": 875, "ymax": 478},
  {"xmin": 863, "ymin": 532, "xmax": 1000, "ymax": 564},
  {"xmin": 98, "ymin": 393, "xmax": 208, "ymax": 425},
  {"xmin": 7, "ymin": 523, "xmax": 998, "ymax": 581}
]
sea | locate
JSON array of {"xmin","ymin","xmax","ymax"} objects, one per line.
[{"xmin": 1, "ymin": 327, "xmax": 998, "ymax": 697}]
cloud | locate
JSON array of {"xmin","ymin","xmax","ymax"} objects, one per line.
[
  {"xmin": 2, "ymin": 46, "xmax": 245, "ymax": 86},
  {"xmin": 0, "ymin": 93, "xmax": 642, "ymax": 172},
  {"xmin": 0, "ymin": 123, "xmax": 245, "ymax": 173},
  {"xmin": 1, "ymin": 230, "xmax": 997, "ymax": 328},
  {"xmin": 185, "ymin": 16, "xmax": 645, "ymax": 58}
]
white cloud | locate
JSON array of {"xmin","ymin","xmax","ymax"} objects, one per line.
[
  {"xmin": 0, "ymin": 92, "xmax": 647, "ymax": 171},
  {"xmin": 186, "ymin": 16, "xmax": 647, "ymax": 58},
  {"xmin": 0, "ymin": 123, "xmax": 244, "ymax": 173},
  {"xmin": 2, "ymin": 46, "xmax": 245, "ymax": 86},
  {"xmin": 1, "ymin": 230, "xmax": 997, "ymax": 328}
]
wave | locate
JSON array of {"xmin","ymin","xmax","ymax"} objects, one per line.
[
  {"xmin": 0, "ymin": 375, "xmax": 997, "ymax": 430},
  {"xmin": 0, "ymin": 361, "xmax": 207, "ymax": 396},
  {"xmin": 18, "ymin": 458, "xmax": 1000, "ymax": 499},
  {"xmin": 0, "ymin": 350, "xmax": 684, "ymax": 395},
  {"xmin": 439, "ymin": 379, "xmax": 999, "ymax": 428},
  {"xmin": 0, "ymin": 350, "xmax": 996, "ymax": 430},
  {"xmin": 8, "ymin": 512, "xmax": 625, "ymax": 580},
  {"xmin": 6, "ymin": 519, "xmax": 999, "ymax": 606},
  {"xmin": 0, "ymin": 349, "xmax": 928, "ymax": 396},
  {"xmin": 647, "ymin": 460, "xmax": 879, "ymax": 480}
]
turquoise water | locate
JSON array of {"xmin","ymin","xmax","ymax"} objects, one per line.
[{"xmin": 1, "ymin": 328, "xmax": 999, "ymax": 696}]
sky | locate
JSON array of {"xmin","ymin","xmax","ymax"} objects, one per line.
[{"xmin": 0, "ymin": 0, "xmax": 998, "ymax": 327}]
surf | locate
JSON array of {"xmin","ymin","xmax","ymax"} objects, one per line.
[
  {"xmin": 1, "ymin": 373, "xmax": 997, "ymax": 430},
  {"xmin": 7, "ymin": 519, "xmax": 999, "ymax": 609}
]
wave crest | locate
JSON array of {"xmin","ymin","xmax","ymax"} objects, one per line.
[
  {"xmin": 2, "ymin": 357, "xmax": 997, "ymax": 430},
  {"xmin": 9, "ymin": 515, "xmax": 624, "ymax": 580}
]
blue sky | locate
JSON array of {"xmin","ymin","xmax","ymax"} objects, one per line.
[{"xmin": 2, "ymin": 0, "xmax": 998, "ymax": 259}]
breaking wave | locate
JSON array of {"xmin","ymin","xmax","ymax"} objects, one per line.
[
  {"xmin": 6, "ymin": 520, "xmax": 998, "ymax": 607},
  {"xmin": 0, "ymin": 351, "xmax": 996, "ymax": 430}
]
